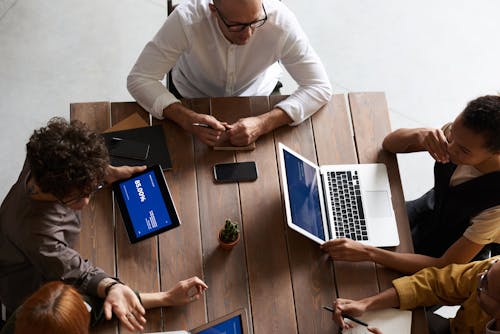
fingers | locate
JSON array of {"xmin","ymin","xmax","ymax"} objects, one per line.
[
  {"xmin": 424, "ymin": 129, "xmax": 449, "ymax": 163},
  {"xmin": 188, "ymin": 276, "xmax": 208, "ymax": 289},
  {"xmin": 332, "ymin": 299, "xmax": 353, "ymax": 330},
  {"xmin": 120, "ymin": 310, "xmax": 145, "ymax": 332},
  {"xmin": 185, "ymin": 276, "xmax": 208, "ymax": 302},
  {"xmin": 368, "ymin": 326, "xmax": 383, "ymax": 334},
  {"xmin": 103, "ymin": 302, "xmax": 113, "ymax": 320}
]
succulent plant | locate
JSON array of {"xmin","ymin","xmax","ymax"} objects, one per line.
[{"xmin": 220, "ymin": 219, "xmax": 239, "ymax": 243}]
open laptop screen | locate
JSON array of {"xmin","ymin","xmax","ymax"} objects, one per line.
[
  {"xmin": 190, "ymin": 309, "xmax": 248, "ymax": 334},
  {"xmin": 282, "ymin": 149, "xmax": 325, "ymax": 240},
  {"xmin": 194, "ymin": 314, "xmax": 242, "ymax": 334}
]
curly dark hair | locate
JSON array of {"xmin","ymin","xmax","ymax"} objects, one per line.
[
  {"xmin": 461, "ymin": 95, "xmax": 500, "ymax": 153},
  {"xmin": 26, "ymin": 117, "xmax": 109, "ymax": 199}
]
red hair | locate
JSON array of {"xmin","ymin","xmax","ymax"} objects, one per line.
[{"xmin": 15, "ymin": 281, "xmax": 90, "ymax": 334}]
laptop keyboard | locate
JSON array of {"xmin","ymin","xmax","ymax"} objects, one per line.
[{"xmin": 327, "ymin": 171, "xmax": 368, "ymax": 241}]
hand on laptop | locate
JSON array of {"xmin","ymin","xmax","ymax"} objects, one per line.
[
  {"xmin": 320, "ymin": 238, "xmax": 371, "ymax": 262},
  {"xmin": 163, "ymin": 276, "xmax": 208, "ymax": 306}
]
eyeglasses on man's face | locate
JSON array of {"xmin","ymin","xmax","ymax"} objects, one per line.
[
  {"xmin": 477, "ymin": 259, "xmax": 499, "ymax": 300},
  {"xmin": 213, "ymin": 2, "xmax": 267, "ymax": 32},
  {"xmin": 58, "ymin": 183, "xmax": 104, "ymax": 206}
]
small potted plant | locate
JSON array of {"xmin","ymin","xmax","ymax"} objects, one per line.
[{"xmin": 218, "ymin": 219, "xmax": 240, "ymax": 250}]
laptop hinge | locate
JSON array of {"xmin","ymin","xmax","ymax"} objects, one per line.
[{"xmin": 320, "ymin": 172, "xmax": 333, "ymax": 240}]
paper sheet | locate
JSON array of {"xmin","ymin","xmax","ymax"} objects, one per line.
[
  {"xmin": 343, "ymin": 308, "xmax": 412, "ymax": 334},
  {"xmin": 433, "ymin": 305, "xmax": 460, "ymax": 319}
]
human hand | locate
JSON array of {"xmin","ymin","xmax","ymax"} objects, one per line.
[
  {"xmin": 320, "ymin": 238, "xmax": 370, "ymax": 262},
  {"xmin": 367, "ymin": 326, "xmax": 383, "ymax": 334},
  {"xmin": 331, "ymin": 298, "xmax": 368, "ymax": 330},
  {"xmin": 164, "ymin": 276, "xmax": 208, "ymax": 306},
  {"xmin": 421, "ymin": 128, "xmax": 449, "ymax": 163},
  {"xmin": 104, "ymin": 165, "xmax": 147, "ymax": 184},
  {"xmin": 226, "ymin": 116, "xmax": 264, "ymax": 146},
  {"xmin": 190, "ymin": 115, "xmax": 227, "ymax": 146},
  {"xmin": 104, "ymin": 284, "xmax": 146, "ymax": 332}
]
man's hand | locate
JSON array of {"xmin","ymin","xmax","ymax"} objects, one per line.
[
  {"xmin": 163, "ymin": 276, "xmax": 208, "ymax": 306},
  {"xmin": 104, "ymin": 165, "xmax": 147, "ymax": 184},
  {"xmin": 190, "ymin": 115, "xmax": 228, "ymax": 146},
  {"xmin": 421, "ymin": 128, "xmax": 450, "ymax": 163},
  {"xmin": 104, "ymin": 284, "xmax": 147, "ymax": 332},
  {"xmin": 226, "ymin": 116, "xmax": 264, "ymax": 146},
  {"xmin": 320, "ymin": 238, "xmax": 371, "ymax": 262}
]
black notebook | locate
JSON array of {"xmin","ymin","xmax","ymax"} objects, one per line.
[{"xmin": 102, "ymin": 125, "xmax": 172, "ymax": 170}]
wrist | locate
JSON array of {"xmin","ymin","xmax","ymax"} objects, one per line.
[
  {"xmin": 100, "ymin": 278, "xmax": 124, "ymax": 298},
  {"xmin": 162, "ymin": 290, "xmax": 174, "ymax": 307},
  {"xmin": 260, "ymin": 108, "xmax": 291, "ymax": 133},
  {"xmin": 163, "ymin": 103, "xmax": 194, "ymax": 130},
  {"xmin": 105, "ymin": 281, "xmax": 122, "ymax": 296}
]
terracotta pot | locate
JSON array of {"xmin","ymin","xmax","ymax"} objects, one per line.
[{"xmin": 218, "ymin": 230, "xmax": 240, "ymax": 250}]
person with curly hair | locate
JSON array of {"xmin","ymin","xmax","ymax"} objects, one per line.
[
  {"xmin": 0, "ymin": 118, "xmax": 208, "ymax": 332},
  {"xmin": 321, "ymin": 95, "xmax": 500, "ymax": 275}
]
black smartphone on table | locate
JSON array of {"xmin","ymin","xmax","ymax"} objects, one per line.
[{"xmin": 213, "ymin": 161, "xmax": 258, "ymax": 183}]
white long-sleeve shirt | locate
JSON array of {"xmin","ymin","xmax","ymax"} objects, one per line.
[{"xmin": 127, "ymin": 0, "xmax": 332, "ymax": 125}]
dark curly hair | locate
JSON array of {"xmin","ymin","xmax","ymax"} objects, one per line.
[
  {"xmin": 461, "ymin": 95, "xmax": 500, "ymax": 153},
  {"xmin": 26, "ymin": 117, "xmax": 109, "ymax": 199}
]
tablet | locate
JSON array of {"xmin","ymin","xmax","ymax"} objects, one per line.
[
  {"xmin": 112, "ymin": 165, "xmax": 181, "ymax": 243},
  {"xmin": 191, "ymin": 309, "xmax": 249, "ymax": 334}
]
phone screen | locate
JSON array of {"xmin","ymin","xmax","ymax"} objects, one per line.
[{"xmin": 213, "ymin": 162, "xmax": 258, "ymax": 183}]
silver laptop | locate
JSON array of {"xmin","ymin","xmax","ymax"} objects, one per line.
[{"xmin": 278, "ymin": 143, "xmax": 399, "ymax": 247}]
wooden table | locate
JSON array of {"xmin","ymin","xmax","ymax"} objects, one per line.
[{"xmin": 70, "ymin": 93, "xmax": 428, "ymax": 334}]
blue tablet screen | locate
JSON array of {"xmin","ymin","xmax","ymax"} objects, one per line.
[
  {"xmin": 196, "ymin": 314, "xmax": 243, "ymax": 334},
  {"xmin": 119, "ymin": 170, "xmax": 173, "ymax": 238},
  {"xmin": 283, "ymin": 149, "xmax": 325, "ymax": 240}
]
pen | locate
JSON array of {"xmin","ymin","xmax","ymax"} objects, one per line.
[
  {"xmin": 192, "ymin": 123, "xmax": 212, "ymax": 129},
  {"xmin": 322, "ymin": 306, "xmax": 369, "ymax": 327}
]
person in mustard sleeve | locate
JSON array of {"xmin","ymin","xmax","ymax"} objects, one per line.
[{"xmin": 331, "ymin": 257, "xmax": 500, "ymax": 334}]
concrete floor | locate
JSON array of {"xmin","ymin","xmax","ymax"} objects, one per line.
[{"xmin": 1, "ymin": 0, "xmax": 499, "ymax": 202}]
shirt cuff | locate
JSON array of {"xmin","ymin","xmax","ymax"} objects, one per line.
[
  {"xmin": 88, "ymin": 273, "xmax": 113, "ymax": 297},
  {"xmin": 274, "ymin": 100, "xmax": 303, "ymax": 126},
  {"xmin": 152, "ymin": 92, "xmax": 181, "ymax": 120},
  {"xmin": 392, "ymin": 276, "xmax": 419, "ymax": 310}
]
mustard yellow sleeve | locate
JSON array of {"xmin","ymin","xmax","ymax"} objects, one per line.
[{"xmin": 392, "ymin": 258, "xmax": 497, "ymax": 310}]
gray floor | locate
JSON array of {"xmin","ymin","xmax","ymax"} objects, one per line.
[{"xmin": 1, "ymin": 0, "xmax": 499, "ymax": 203}]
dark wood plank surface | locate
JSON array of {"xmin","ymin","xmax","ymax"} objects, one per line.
[
  {"xmin": 70, "ymin": 94, "xmax": 427, "ymax": 334},
  {"xmin": 70, "ymin": 102, "xmax": 117, "ymax": 334},
  {"xmin": 155, "ymin": 99, "xmax": 207, "ymax": 331},
  {"xmin": 348, "ymin": 92, "xmax": 429, "ymax": 334},
  {"xmin": 190, "ymin": 97, "xmax": 253, "ymax": 327},
  {"xmin": 237, "ymin": 96, "xmax": 297, "ymax": 334},
  {"xmin": 272, "ymin": 95, "xmax": 338, "ymax": 334}
]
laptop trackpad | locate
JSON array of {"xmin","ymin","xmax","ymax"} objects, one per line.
[{"xmin": 364, "ymin": 191, "xmax": 391, "ymax": 218}]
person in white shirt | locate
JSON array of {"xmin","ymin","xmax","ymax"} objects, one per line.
[{"xmin": 127, "ymin": 0, "xmax": 332, "ymax": 147}]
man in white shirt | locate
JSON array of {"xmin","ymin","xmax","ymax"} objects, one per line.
[{"xmin": 127, "ymin": 0, "xmax": 332, "ymax": 146}]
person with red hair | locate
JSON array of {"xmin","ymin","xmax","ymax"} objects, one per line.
[{"xmin": 1, "ymin": 281, "xmax": 90, "ymax": 334}]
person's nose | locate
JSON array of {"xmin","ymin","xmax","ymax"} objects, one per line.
[{"xmin": 241, "ymin": 25, "xmax": 253, "ymax": 37}]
